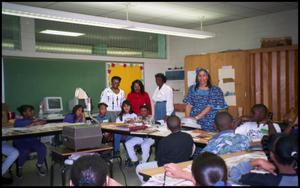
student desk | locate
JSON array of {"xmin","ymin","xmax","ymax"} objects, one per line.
[
  {"xmin": 49, "ymin": 144, "xmax": 114, "ymax": 186},
  {"xmin": 100, "ymin": 122, "xmax": 215, "ymax": 145},
  {"xmin": 1, "ymin": 122, "xmax": 85, "ymax": 140},
  {"xmin": 139, "ymin": 150, "xmax": 266, "ymax": 179}
]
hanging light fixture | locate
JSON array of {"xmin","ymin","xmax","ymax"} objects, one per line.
[{"xmin": 2, "ymin": 2, "xmax": 215, "ymax": 39}]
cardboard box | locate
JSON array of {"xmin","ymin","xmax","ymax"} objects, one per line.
[{"xmin": 261, "ymin": 37, "xmax": 292, "ymax": 48}]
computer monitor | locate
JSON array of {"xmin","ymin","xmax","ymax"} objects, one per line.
[
  {"xmin": 42, "ymin": 96, "xmax": 63, "ymax": 114},
  {"xmin": 69, "ymin": 97, "xmax": 91, "ymax": 112}
]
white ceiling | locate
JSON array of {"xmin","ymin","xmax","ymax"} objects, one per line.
[{"xmin": 12, "ymin": 2, "xmax": 298, "ymax": 29}]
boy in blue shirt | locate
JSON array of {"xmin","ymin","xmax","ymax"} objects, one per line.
[
  {"xmin": 201, "ymin": 111, "xmax": 251, "ymax": 155},
  {"xmin": 13, "ymin": 105, "xmax": 47, "ymax": 177},
  {"xmin": 96, "ymin": 103, "xmax": 110, "ymax": 123}
]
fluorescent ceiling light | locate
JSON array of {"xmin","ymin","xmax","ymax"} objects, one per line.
[
  {"xmin": 40, "ymin": 29, "xmax": 85, "ymax": 37},
  {"xmin": 2, "ymin": 2, "xmax": 216, "ymax": 39}
]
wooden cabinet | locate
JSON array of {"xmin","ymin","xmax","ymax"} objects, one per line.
[{"xmin": 184, "ymin": 45, "xmax": 298, "ymax": 121}]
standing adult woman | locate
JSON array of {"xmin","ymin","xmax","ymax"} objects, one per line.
[
  {"xmin": 127, "ymin": 80, "xmax": 152, "ymax": 116},
  {"xmin": 183, "ymin": 68, "xmax": 227, "ymax": 132},
  {"xmin": 152, "ymin": 73, "xmax": 174, "ymax": 121}
]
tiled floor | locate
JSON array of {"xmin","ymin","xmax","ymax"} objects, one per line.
[{"xmin": 4, "ymin": 143, "xmax": 154, "ymax": 186}]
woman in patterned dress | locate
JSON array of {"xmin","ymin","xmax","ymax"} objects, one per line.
[{"xmin": 183, "ymin": 67, "xmax": 227, "ymax": 132}]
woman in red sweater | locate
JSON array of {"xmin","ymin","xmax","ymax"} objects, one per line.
[{"xmin": 127, "ymin": 80, "xmax": 152, "ymax": 116}]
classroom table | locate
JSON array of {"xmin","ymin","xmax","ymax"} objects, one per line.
[
  {"xmin": 1, "ymin": 122, "xmax": 85, "ymax": 140},
  {"xmin": 49, "ymin": 144, "xmax": 114, "ymax": 186},
  {"xmin": 100, "ymin": 122, "xmax": 215, "ymax": 145},
  {"xmin": 139, "ymin": 150, "xmax": 267, "ymax": 179}
]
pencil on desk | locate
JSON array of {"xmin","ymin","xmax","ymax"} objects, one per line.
[{"xmin": 162, "ymin": 171, "xmax": 166, "ymax": 186}]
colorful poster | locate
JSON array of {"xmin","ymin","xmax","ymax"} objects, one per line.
[{"xmin": 106, "ymin": 62, "xmax": 144, "ymax": 96}]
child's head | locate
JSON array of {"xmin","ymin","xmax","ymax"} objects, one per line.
[
  {"xmin": 98, "ymin": 103, "xmax": 108, "ymax": 115},
  {"xmin": 72, "ymin": 105, "xmax": 84, "ymax": 117},
  {"xmin": 121, "ymin": 100, "xmax": 133, "ymax": 114},
  {"xmin": 192, "ymin": 152, "xmax": 228, "ymax": 186},
  {"xmin": 251, "ymin": 104, "xmax": 268, "ymax": 122},
  {"xmin": 166, "ymin": 115, "xmax": 181, "ymax": 133},
  {"xmin": 17, "ymin": 105, "xmax": 34, "ymax": 118},
  {"xmin": 139, "ymin": 105, "xmax": 149, "ymax": 118},
  {"xmin": 70, "ymin": 155, "xmax": 108, "ymax": 186},
  {"xmin": 270, "ymin": 134, "xmax": 298, "ymax": 171},
  {"xmin": 214, "ymin": 111, "xmax": 234, "ymax": 131}
]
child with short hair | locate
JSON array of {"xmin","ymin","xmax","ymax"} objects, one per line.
[
  {"xmin": 164, "ymin": 152, "xmax": 230, "ymax": 186},
  {"xmin": 125, "ymin": 105, "xmax": 155, "ymax": 166},
  {"xmin": 230, "ymin": 134, "xmax": 298, "ymax": 186},
  {"xmin": 96, "ymin": 103, "xmax": 110, "ymax": 123},
  {"xmin": 200, "ymin": 111, "xmax": 251, "ymax": 155},
  {"xmin": 64, "ymin": 104, "xmax": 85, "ymax": 123},
  {"xmin": 235, "ymin": 104, "xmax": 281, "ymax": 142},
  {"xmin": 136, "ymin": 115, "xmax": 194, "ymax": 183},
  {"xmin": 13, "ymin": 105, "xmax": 47, "ymax": 177},
  {"xmin": 70, "ymin": 155, "xmax": 121, "ymax": 186}
]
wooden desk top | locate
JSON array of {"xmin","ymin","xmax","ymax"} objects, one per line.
[
  {"xmin": 2, "ymin": 122, "xmax": 85, "ymax": 140},
  {"xmin": 139, "ymin": 150, "xmax": 264, "ymax": 177},
  {"xmin": 51, "ymin": 144, "xmax": 113, "ymax": 156}
]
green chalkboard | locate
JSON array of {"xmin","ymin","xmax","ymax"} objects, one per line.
[{"xmin": 3, "ymin": 56, "xmax": 106, "ymax": 115}]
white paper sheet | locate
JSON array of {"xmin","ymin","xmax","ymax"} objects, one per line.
[
  {"xmin": 187, "ymin": 71, "xmax": 196, "ymax": 87},
  {"xmin": 218, "ymin": 68, "xmax": 235, "ymax": 80}
]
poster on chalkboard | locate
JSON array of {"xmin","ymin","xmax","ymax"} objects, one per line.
[{"xmin": 106, "ymin": 62, "xmax": 144, "ymax": 97}]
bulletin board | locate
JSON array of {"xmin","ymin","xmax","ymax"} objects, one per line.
[{"xmin": 106, "ymin": 62, "xmax": 144, "ymax": 96}]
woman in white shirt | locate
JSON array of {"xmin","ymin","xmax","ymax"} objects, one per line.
[
  {"xmin": 114, "ymin": 100, "xmax": 137, "ymax": 158},
  {"xmin": 152, "ymin": 73, "xmax": 174, "ymax": 121},
  {"xmin": 99, "ymin": 76, "xmax": 125, "ymax": 122}
]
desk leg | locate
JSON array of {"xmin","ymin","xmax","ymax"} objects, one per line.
[
  {"xmin": 50, "ymin": 162, "xmax": 54, "ymax": 186},
  {"xmin": 61, "ymin": 165, "xmax": 66, "ymax": 186}
]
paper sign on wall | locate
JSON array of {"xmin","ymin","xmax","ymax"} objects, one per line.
[
  {"xmin": 218, "ymin": 66, "xmax": 236, "ymax": 106},
  {"xmin": 187, "ymin": 71, "xmax": 196, "ymax": 88}
]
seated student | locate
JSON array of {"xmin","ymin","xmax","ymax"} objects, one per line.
[
  {"xmin": 96, "ymin": 103, "xmax": 110, "ymax": 123},
  {"xmin": 125, "ymin": 105, "xmax": 155, "ymax": 166},
  {"xmin": 281, "ymin": 108, "xmax": 298, "ymax": 136},
  {"xmin": 164, "ymin": 152, "xmax": 230, "ymax": 186},
  {"xmin": 230, "ymin": 134, "xmax": 298, "ymax": 186},
  {"xmin": 235, "ymin": 104, "xmax": 281, "ymax": 142},
  {"xmin": 201, "ymin": 112, "xmax": 251, "ymax": 155},
  {"xmin": 64, "ymin": 105, "xmax": 85, "ymax": 123},
  {"xmin": 139, "ymin": 105, "xmax": 152, "ymax": 122},
  {"xmin": 136, "ymin": 115, "xmax": 194, "ymax": 183},
  {"xmin": 70, "ymin": 154, "xmax": 121, "ymax": 186},
  {"xmin": 2, "ymin": 142, "xmax": 19, "ymax": 184},
  {"xmin": 13, "ymin": 105, "xmax": 47, "ymax": 177},
  {"xmin": 114, "ymin": 100, "xmax": 136, "ymax": 157}
]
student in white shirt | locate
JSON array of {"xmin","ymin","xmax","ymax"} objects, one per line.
[
  {"xmin": 235, "ymin": 104, "xmax": 281, "ymax": 142},
  {"xmin": 99, "ymin": 76, "xmax": 125, "ymax": 122},
  {"xmin": 152, "ymin": 73, "xmax": 174, "ymax": 121},
  {"xmin": 114, "ymin": 100, "xmax": 136, "ymax": 157},
  {"xmin": 125, "ymin": 105, "xmax": 155, "ymax": 166}
]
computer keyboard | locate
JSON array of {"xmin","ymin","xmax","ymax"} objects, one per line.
[{"xmin": 44, "ymin": 114, "xmax": 64, "ymax": 120}]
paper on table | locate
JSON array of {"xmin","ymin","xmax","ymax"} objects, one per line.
[{"xmin": 225, "ymin": 151, "xmax": 267, "ymax": 171}]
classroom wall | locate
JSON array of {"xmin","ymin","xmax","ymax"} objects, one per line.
[
  {"xmin": 2, "ymin": 17, "xmax": 171, "ymax": 111},
  {"xmin": 169, "ymin": 9, "xmax": 298, "ymax": 67}
]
